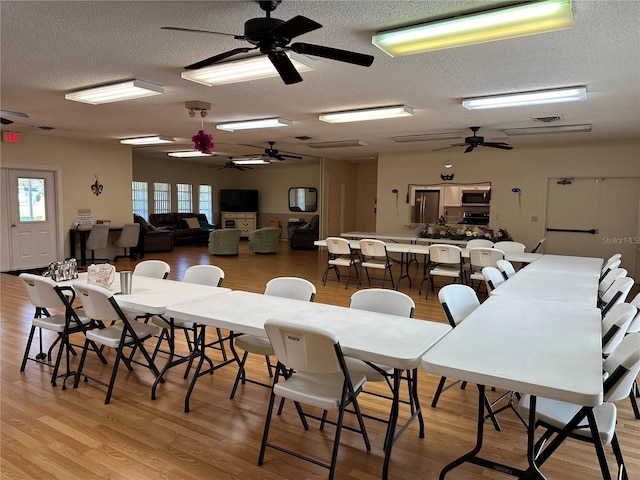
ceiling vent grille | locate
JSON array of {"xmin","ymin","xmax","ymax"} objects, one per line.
[{"xmin": 532, "ymin": 115, "xmax": 563, "ymax": 123}]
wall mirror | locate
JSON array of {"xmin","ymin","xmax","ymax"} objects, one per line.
[{"xmin": 288, "ymin": 187, "xmax": 317, "ymax": 212}]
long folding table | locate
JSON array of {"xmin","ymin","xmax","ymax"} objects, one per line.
[{"xmin": 166, "ymin": 290, "xmax": 451, "ymax": 480}]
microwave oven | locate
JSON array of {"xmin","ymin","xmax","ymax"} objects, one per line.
[{"xmin": 461, "ymin": 190, "xmax": 490, "ymax": 205}]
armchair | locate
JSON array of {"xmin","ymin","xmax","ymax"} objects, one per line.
[
  {"xmin": 249, "ymin": 227, "xmax": 281, "ymax": 254},
  {"xmin": 208, "ymin": 229, "xmax": 242, "ymax": 256},
  {"xmin": 134, "ymin": 215, "xmax": 174, "ymax": 254},
  {"xmin": 289, "ymin": 215, "xmax": 319, "ymax": 250}
]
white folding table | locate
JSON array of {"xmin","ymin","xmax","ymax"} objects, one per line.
[
  {"xmin": 166, "ymin": 290, "xmax": 451, "ymax": 480},
  {"xmin": 523, "ymin": 254, "xmax": 603, "ymax": 274},
  {"xmin": 422, "ymin": 296, "xmax": 603, "ymax": 479}
]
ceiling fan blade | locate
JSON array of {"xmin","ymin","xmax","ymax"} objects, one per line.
[
  {"xmin": 291, "ymin": 42, "xmax": 374, "ymax": 67},
  {"xmin": 0, "ymin": 109, "xmax": 29, "ymax": 118},
  {"xmin": 1, "ymin": 118, "xmax": 14, "ymax": 125},
  {"xmin": 268, "ymin": 51, "xmax": 303, "ymax": 85},
  {"xmin": 280, "ymin": 153, "xmax": 302, "ymax": 159},
  {"xmin": 162, "ymin": 26, "xmax": 243, "ymax": 39},
  {"xmin": 270, "ymin": 15, "xmax": 322, "ymax": 41},
  {"xmin": 484, "ymin": 143, "xmax": 514, "ymax": 150},
  {"xmin": 464, "ymin": 145, "xmax": 475, "ymax": 153},
  {"xmin": 185, "ymin": 47, "xmax": 256, "ymax": 70}
]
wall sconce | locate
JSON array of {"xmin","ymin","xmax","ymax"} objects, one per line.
[{"xmin": 91, "ymin": 176, "xmax": 103, "ymax": 196}]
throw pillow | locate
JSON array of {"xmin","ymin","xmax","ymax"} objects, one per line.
[
  {"xmin": 199, "ymin": 220, "xmax": 210, "ymax": 229},
  {"xmin": 185, "ymin": 217, "xmax": 200, "ymax": 229}
]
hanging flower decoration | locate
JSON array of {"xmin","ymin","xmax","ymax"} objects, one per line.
[
  {"xmin": 512, "ymin": 187, "xmax": 522, "ymax": 208},
  {"xmin": 192, "ymin": 129, "xmax": 214, "ymax": 154}
]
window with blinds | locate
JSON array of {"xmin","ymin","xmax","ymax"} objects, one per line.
[
  {"xmin": 177, "ymin": 183, "xmax": 193, "ymax": 213},
  {"xmin": 153, "ymin": 182, "xmax": 171, "ymax": 214},
  {"xmin": 199, "ymin": 185, "xmax": 212, "ymax": 221},
  {"xmin": 132, "ymin": 181, "xmax": 148, "ymax": 219}
]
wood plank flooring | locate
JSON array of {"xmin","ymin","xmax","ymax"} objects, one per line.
[{"xmin": 2, "ymin": 241, "xmax": 638, "ymax": 480}]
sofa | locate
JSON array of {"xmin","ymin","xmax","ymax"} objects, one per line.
[
  {"xmin": 149, "ymin": 213, "xmax": 214, "ymax": 245},
  {"xmin": 289, "ymin": 215, "xmax": 319, "ymax": 250},
  {"xmin": 208, "ymin": 229, "xmax": 242, "ymax": 256},
  {"xmin": 133, "ymin": 214, "xmax": 174, "ymax": 254},
  {"xmin": 249, "ymin": 227, "xmax": 282, "ymax": 254}
]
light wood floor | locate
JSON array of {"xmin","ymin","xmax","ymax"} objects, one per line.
[{"xmin": 2, "ymin": 242, "xmax": 638, "ymax": 480}]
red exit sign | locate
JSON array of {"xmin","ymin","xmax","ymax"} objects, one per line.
[{"xmin": 2, "ymin": 131, "xmax": 21, "ymax": 143}]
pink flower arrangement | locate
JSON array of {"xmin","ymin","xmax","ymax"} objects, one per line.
[{"xmin": 192, "ymin": 129, "xmax": 214, "ymax": 154}]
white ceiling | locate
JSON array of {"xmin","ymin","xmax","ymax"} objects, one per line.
[{"xmin": 1, "ymin": 0, "xmax": 639, "ymax": 167}]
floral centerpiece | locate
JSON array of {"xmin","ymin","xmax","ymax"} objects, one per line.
[{"xmin": 415, "ymin": 224, "xmax": 513, "ymax": 242}]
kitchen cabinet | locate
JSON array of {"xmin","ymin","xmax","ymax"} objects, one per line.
[{"xmin": 443, "ymin": 186, "xmax": 462, "ymax": 207}]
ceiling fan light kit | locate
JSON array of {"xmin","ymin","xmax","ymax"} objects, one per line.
[
  {"xmin": 372, "ymin": 0, "xmax": 574, "ymax": 57},
  {"xmin": 319, "ymin": 105, "xmax": 414, "ymax": 124},
  {"xmin": 120, "ymin": 136, "xmax": 175, "ymax": 146},
  {"xmin": 308, "ymin": 140, "xmax": 368, "ymax": 148},
  {"xmin": 216, "ymin": 117, "xmax": 292, "ymax": 132},
  {"xmin": 504, "ymin": 124, "xmax": 592, "ymax": 135},
  {"xmin": 463, "ymin": 86, "xmax": 587, "ymax": 110},
  {"xmin": 65, "ymin": 79, "xmax": 164, "ymax": 105},
  {"xmin": 181, "ymin": 52, "xmax": 315, "ymax": 86}
]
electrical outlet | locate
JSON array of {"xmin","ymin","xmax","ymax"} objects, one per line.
[{"xmin": 531, "ymin": 216, "xmax": 539, "ymax": 223}]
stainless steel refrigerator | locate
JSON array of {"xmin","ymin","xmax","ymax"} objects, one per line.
[{"xmin": 411, "ymin": 190, "xmax": 440, "ymax": 224}]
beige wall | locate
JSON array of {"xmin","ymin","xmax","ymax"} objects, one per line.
[
  {"xmin": 376, "ymin": 139, "xmax": 640, "ymax": 252},
  {"xmin": 2, "ymin": 134, "xmax": 133, "ymax": 258},
  {"xmin": 321, "ymin": 159, "xmax": 358, "ymax": 237}
]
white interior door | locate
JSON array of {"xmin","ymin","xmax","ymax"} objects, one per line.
[
  {"xmin": 545, "ymin": 177, "xmax": 639, "ymax": 275},
  {"xmin": 6, "ymin": 169, "xmax": 59, "ymax": 270}
]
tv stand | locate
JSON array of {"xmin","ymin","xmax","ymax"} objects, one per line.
[{"xmin": 221, "ymin": 212, "xmax": 256, "ymax": 237}]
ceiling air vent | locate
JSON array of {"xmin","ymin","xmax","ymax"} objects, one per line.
[{"xmin": 532, "ymin": 115, "xmax": 563, "ymax": 123}]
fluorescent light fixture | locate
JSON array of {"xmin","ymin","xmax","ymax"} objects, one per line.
[
  {"xmin": 393, "ymin": 132, "xmax": 464, "ymax": 143},
  {"xmin": 120, "ymin": 136, "xmax": 174, "ymax": 146},
  {"xmin": 233, "ymin": 158, "xmax": 271, "ymax": 165},
  {"xmin": 463, "ymin": 86, "xmax": 587, "ymax": 110},
  {"xmin": 168, "ymin": 151, "xmax": 214, "ymax": 158},
  {"xmin": 319, "ymin": 105, "xmax": 414, "ymax": 124},
  {"xmin": 216, "ymin": 117, "xmax": 292, "ymax": 132},
  {"xmin": 504, "ymin": 124, "xmax": 592, "ymax": 135},
  {"xmin": 181, "ymin": 52, "xmax": 315, "ymax": 86},
  {"xmin": 65, "ymin": 79, "xmax": 164, "ymax": 105},
  {"xmin": 372, "ymin": 0, "xmax": 574, "ymax": 56},
  {"xmin": 308, "ymin": 140, "xmax": 368, "ymax": 149}
]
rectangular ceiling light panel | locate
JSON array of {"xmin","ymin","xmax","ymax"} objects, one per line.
[
  {"xmin": 233, "ymin": 158, "xmax": 270, "ymax": 165},
  {"xmin": 504, "ymin": 124, "xmax": 592, "ymax": 135},
  {"xmin": 121, "ymin": 136, "xmax": 174, "ymax": 145},
  {"xmin": 393, "ymin": 132, "xmax": 464, "ymax": 142},
  {"xmin": 65, "ymin": 79, "xmax": 164, "ymax": 105},
  {"xmin": 181, "ymin": 52, "xmax": 315, "ymax": 86},
  {"xmin": 308, "ymin": 140, "xmax": 368, "ymax": 148},
  {"xmin": 463, "ymin": 86, "xmax": 587, "ymax": 109},
  {"xmin": 168, "ymin": 151, "xmax": 214, "ymax": 158},
  {"xmin": 372, "ymin": 0, "xmax": 574, "ymax": 56},
  {"xmin": 319, "ymin": 105, "xmax": 414, "ymax": 124},
  {"xmin": 216, "ymin": 117, "xmax": 292, "ymax": 132}
]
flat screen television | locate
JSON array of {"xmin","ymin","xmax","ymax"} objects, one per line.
[{"xmin": 220, "ymin": 189, "xmax": 259, "ymax": 212}]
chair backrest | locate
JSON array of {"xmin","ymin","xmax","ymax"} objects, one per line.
[
  {"xmin": 429, "ymin": 244, "xmax": 462, "ymax": 264},
  {"xmin": 114, "ymin": 223, "xmax": 140, "ymax": 248},
  {"xmin": 601, "ymin": 303, "xmax": 637, "ymax": 356},
  {"xmin": 265, "ymin": 318, "xmax": 342, "ymax": 374},
  {"xmin": 606, "ymin": 253, "xmax": 622, "ymax": 264},
  {"xmin": 265, "ymin": 277, "xmax": 316, "ymax": 302},
  {"xmin": 182, "ymin": 265, "xmax": 224, "ymax": 287},
  {"xmin": 326, "ymin": 237, "xmax": 352, "ymax": 255},
  {"xmin": 627, "ymin": 292, "xmax": 640, "ymax": 333},
  {"xmin": 438, "ymin": 284, "xmax": 480, "ymax": 327},
  {"xmin": 531, "ymin": 237, "xmax": 547, "ymax": 254},
  {"xmin": 86, "ymin": 224, "xmax": 110, "ymax": 250},
  {"xmin": 602, "ymin": 332, "xmax": 640, "ymax": 403},
  {"xmin": 350, "ymin": 288, "xmax": 415, "ymax": 317},
  {"xmin": 469, "ymin": 247, "xmax": 504, "ymax": 268},
  {"xmin": 598, "ymin": 267, "xmax": 628, "ymax": 294},
  {"xmin": 359, "ymin": 239, "xmax": 388, "ymax": 257},
  {"xmin": 496, "ymin": 259, "xmax": 517, "ymax": 278},
  {"xmin": 19, "ymin": 273, "xmax": 66, "ymax": 309},
  {"xmin": 72, "ymin": 282, "xmax": 122, "ymax": 323},
  {"xmin": 482, "ymin": 266, "xmax": 505, "ymax": 292},
  {"xmin": 493, "ymin": 241, "xmax": 526, "ymax": 253},
  {"xmin": 133, "ymin": 260, "xmax": 171, "ymax": 279},
  {"xmin": 465, "ymin": 239, "xmax": 494, "ymax": 249},
  {"xmin": 600, "ymin": 259, "xmax": 621, "ymax": 282},
  {"xmin": 600, "ymin": 277, "xmax": 634, "ymax": 313}
]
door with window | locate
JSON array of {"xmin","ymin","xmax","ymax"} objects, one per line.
[{"xmin": 3, "ymin": 169, "xmax": 59, "ymax": 270}]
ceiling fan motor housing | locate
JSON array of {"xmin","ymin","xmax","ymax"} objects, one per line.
[{"xmin": 244, "ymin": 17, "xmax": 287, "ymax": 47}]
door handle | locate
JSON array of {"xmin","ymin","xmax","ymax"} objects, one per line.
[{"xmin": 546, "ymin": 228, "xmax": 599, "ymax": 234}]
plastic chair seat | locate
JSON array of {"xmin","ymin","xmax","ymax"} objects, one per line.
[
  {"xmin": 344, "ymin": 357, "xmax": 393, "ymax": 382},
  {"xmin": 329, "ymin": 257, "xmax": 358, "ymax": 267},
  {"xmin": 235, "ymin": 335, "xmax": 274, "ymax": 356},
  {"xmin": 87, "ymin": 321, "xmax": 158, "ymax": 349},
  {"xmin": 32, "ymin": 312, "xmax": 91, "ymax": 332},
  {"xmin": 430, "ymin": 265, "xmax": 461, "ymax": 277}
]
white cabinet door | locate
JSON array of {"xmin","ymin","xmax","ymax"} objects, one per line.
[{"xmin": 443, "ymin": 186, "xmax": 461, "ymax": 206}]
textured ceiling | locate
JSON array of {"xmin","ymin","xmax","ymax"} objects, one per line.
[{"xmin": 1, "ymin": 0, "xmax": 639, "ymax": 167}]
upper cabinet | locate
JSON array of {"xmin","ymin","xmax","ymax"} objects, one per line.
[{"xmin": 443, "ymin": 186, "xmax": 462, "ymax": 206}]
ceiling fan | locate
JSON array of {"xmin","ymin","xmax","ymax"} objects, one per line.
[
  {"xmin": 217, "ymin": 158, "xmax": 253, "ymax": 171},
  {"xmin": 163, "ymin": 0, "xmax": 374, "ymax": 85},
  {"xmin": 0, "ymin": 109, "xmax": 29, "ymax": 125},
  {"xmin": 257, "ymin": 141, "xmax": 302, "ymax": 161},
  {"xmin": 436, "ymin": 127, "xmax": 513, "ymax": 153}
]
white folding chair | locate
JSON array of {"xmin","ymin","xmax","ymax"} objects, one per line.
[
  {"xmin": 518, "ymin": 333, "xmax": 640, "ymax": 480},
  {"xmin": 482, "ymin": 266, "xmax": 506, "ymax": 293},
  {"xmin": 467, "ymin": 247, "xmax": 505, "ymax": 290},
  {"xmin": 601, "ymin": 303, "xmax": 636, "ymax": 357},
  {"xmin": 598, "ymin": 268, "xmax": 627, "ymax": 296},
  {"xmin": 496, "ymin": 259, "xmax": 517, "ymax": 279},
  {"xmin": 531, "ymin": 237, "xmax": 547, "ymax": 254},
  {"xmin": 600, "ymin": 258, "xmax": 621, "ymax": 283},
  {"xmin": 72, "ymin": 282, "xmax": 160, "ymax": 404},
  {"xmin": 322, "ymin": 237, "xmax": 360, "ymax": 289},
  {"xmin": 259, "ymin": 319, "xmax": 370, "ymax": 480},
  {"xmin": 493, "ymin": 241, "xmax": 526, "ymax": 253},
  {"xmin": 230, "ymin": 277, "xmax": 316, "ymax": 399},
  {"xmin": 358, "ymin": 239, "xmax": 395, "ymax": 289},
  {"xmin": 133, "ymin": 260, "xmax": 170, "ymax": 279},
  {"xmin": 420, "ymin": 244, "xmax": 463, "ymax": 299},
  {"xmin": 466, "ymin": 239, "xmax": 494, "ymax": 249},
  {"xmin": 599, "ymin": 277, "xmax": 633, "ymax": 316}
]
